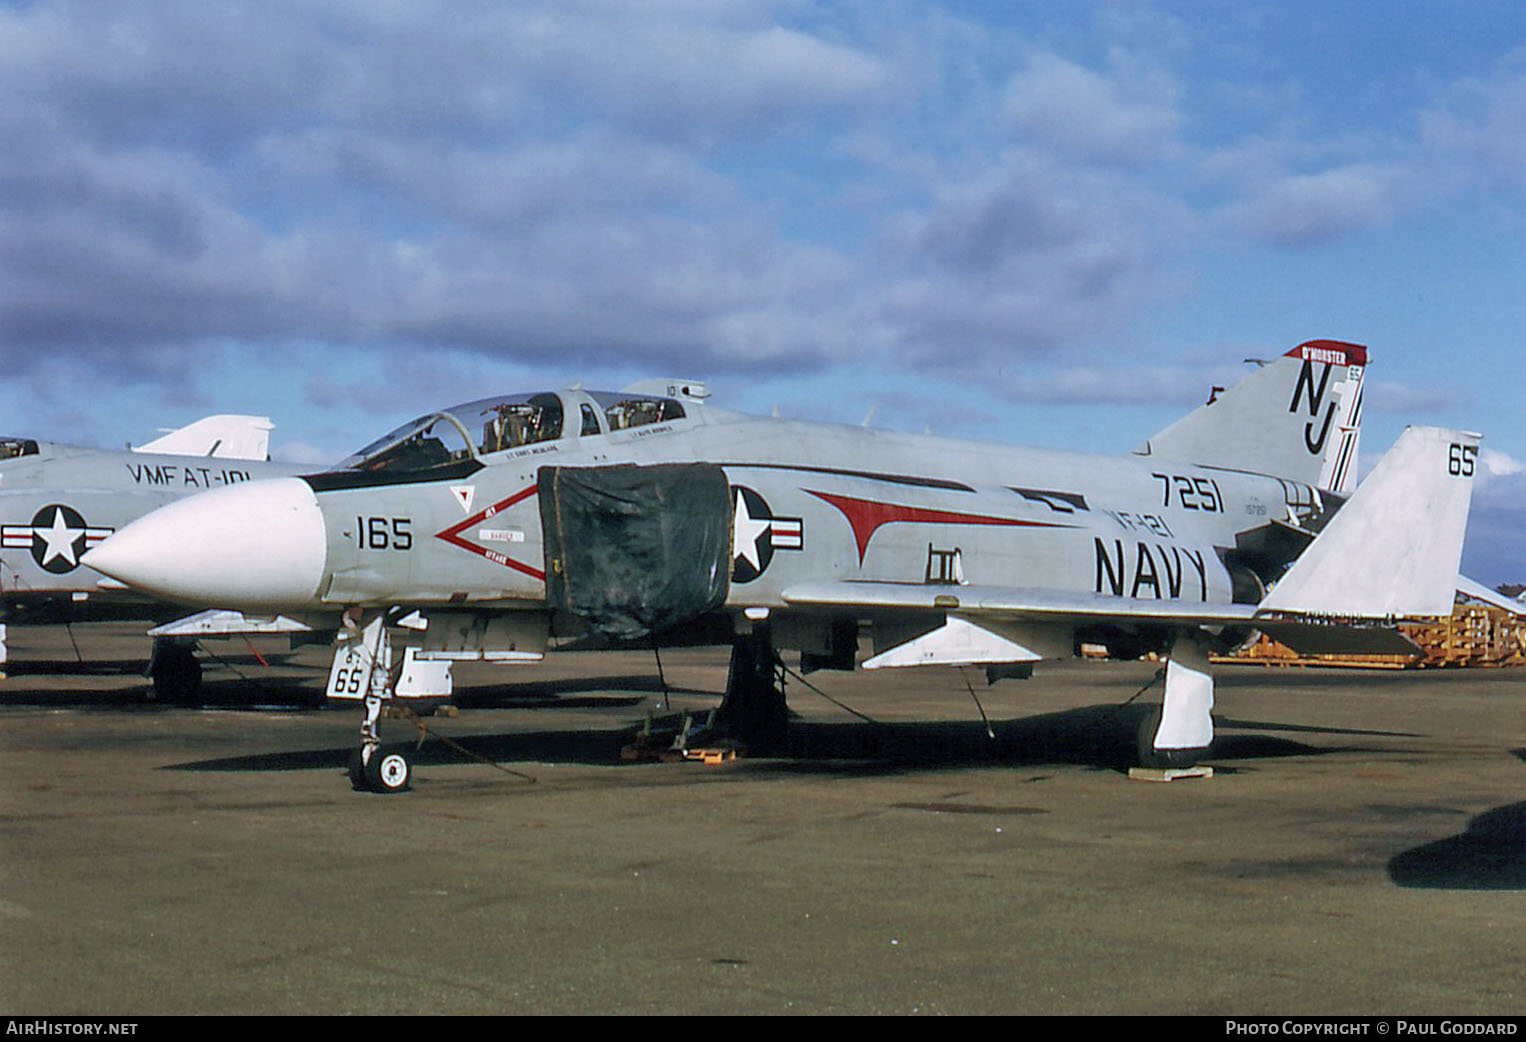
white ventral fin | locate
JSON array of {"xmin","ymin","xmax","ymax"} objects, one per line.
[
  {"xmin": 862, "ymin": 617, "xmax": 1069, "ymax": 669},
  {"xmin": 1260, "ymin": 426, "xmax": 1479, "ymax": 619}
]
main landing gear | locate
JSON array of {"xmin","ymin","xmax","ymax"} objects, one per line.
[
  {"xmin": 149, "ymin": 638, "xmax": 203, "ymax": 703},
  {"xmin": 716, "ymin": 627, "xmax": 789, "ymax": 753},
  {"xmin": 1135, "ymin": 633, "xmax": 1216, "ymax": 771},
  {"xmin": 708, "ymin": 621, "xmax": 1217, "ymax": 770},
  {"xmin": 713, "ymin": 625, "xmax": 790, "ymax": 755}
]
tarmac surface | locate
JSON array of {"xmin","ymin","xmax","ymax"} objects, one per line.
[{"xmin": 1, "ymin": 622, "xmax": 1524, "ymax": 1015}]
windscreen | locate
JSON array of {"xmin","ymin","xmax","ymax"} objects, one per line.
[
  {"xmin": 337, "ymin": 392, "xmax": 566, "ymax": 475},
  {"xmin": 587, "ymin": 392, "xmax": 685, "ymax": 432},
  {"xmin": 338, "ymin": 413, "xmax": 475, "ymax": 474}
]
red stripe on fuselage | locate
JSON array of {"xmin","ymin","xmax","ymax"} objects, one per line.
[
  {"xmin": 433, "ymin": 484, "xmax": 545, "ymax": 581},
  {"xmin": 805, "ymin": 489, "xmax": 1069, "ymax": 564}
]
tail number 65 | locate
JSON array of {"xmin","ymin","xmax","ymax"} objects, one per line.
[{"xmin": 1449, "ymin": 443, "xmax": 1477, "ymax": 478}]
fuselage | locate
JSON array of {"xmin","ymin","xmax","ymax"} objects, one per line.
[{"xmin": 83, "ymin": 387, "xmax": 1330, "ymax": 620}]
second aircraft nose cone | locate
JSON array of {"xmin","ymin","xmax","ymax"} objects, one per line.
[{"xmin": 84, "ymin": 477, "xmax": 327, "ymax": 610}]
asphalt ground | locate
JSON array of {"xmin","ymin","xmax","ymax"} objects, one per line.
[{"xmin": 1, "ymin": 622, "xmax": 1524, "ymax": 1016}]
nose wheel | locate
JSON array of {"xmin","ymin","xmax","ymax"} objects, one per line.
[
  {"xmin": 347, "ymin": 692, "xmax": 413, "ymax": 794},
  {"xmin": 349, "ymin": 742, "xmax": 413, "ymax": 794}
]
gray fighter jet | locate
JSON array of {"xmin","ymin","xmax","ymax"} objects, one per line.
[
  {"xmin": 84, "ymin": 342, "xmax": 1479, "ymax": 792},
  {"xmin": 1, "ymin": 415, "xmax": 306, "ymax": 696}
]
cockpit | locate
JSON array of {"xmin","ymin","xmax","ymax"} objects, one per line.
[
  {"xmin": 337, "ymin": 389, "xmax": 692, "ymax": 476},
  {"xmin": 0, "ymin": 438, "xmax": 39, "ymax": 461}
]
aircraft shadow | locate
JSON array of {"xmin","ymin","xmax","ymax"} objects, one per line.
[
  {"xmin": 1388, "ymin": 804, "xmax": 1526, "ymax": 891},
  {"xmin": 449, "ymin": 675, "xmax": 709, "ymax": 709},
  {"xmin": 4, "ymin": 651, "xmax": 304, "ymax": 677},
  {"xmin": 4, "ymin": 658, "xmax": 152, "ymax": 675},
  {"xmin": 166, "ymin": 729, "xmax": 635, "ymax": 774},
  {"xmin": 165, "ymin": 703, "xmax": 1373, "ymax": 776},
  {"xmin": 1386, "ymin": 750, "xmax": 1526, "ymax": 891},
  {"xmin": 774, "ymin": 704, "xmax": 1356, "ymax": 773},
  {"xmin": 161, "ymin": 673, "xmax": 671, "ymax": 712},
  {"xmin": 0, "ymin": 671, "xmax": 685, "ymax": 711},
  {"xmin": 0, "ymin": 673, "xmax": 328, "ymax": 710}
]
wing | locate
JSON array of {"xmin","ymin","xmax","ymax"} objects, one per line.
[{"xmin": 780, "ymin": 580, "xmax": 1420, "ymax": 666}]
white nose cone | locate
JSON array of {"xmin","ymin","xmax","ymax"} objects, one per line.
[{"xmin": 84, "ymin": 478, "xmax": 327, "ymax": 610}]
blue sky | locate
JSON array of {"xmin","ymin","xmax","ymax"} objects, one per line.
[{"xmin": 2, "ymin": 1, "xmax": 1524, "ymax": 582}]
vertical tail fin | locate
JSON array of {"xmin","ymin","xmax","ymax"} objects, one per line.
[
  {"xmin": 134, "ymin": 415, "xmax": 275, "ymax": 461},
  {"xmin": 1134, "ymin": 340, "xmax": 1366, "ymax": 492}
]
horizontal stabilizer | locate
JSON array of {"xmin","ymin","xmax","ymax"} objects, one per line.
[
  {"xmin": 1257, "ymin": 621, "xmax": 1422, "ymax": 657},
  {"xmin": 1260, "ymin": 426, "xmax": 1479, "ymax": 618},
  {"xmin": 1457, "ymin": 575, "xmax": 1526, "ymax": 615}
]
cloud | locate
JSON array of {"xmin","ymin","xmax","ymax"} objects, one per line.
[
  {"xmin": 1419, "ymin": 48, "xmax": 1526, "ymax": 188},
  {"xmin": 1478, "ymin": 448, "xmax": 1526, "ymax": 482},
  {"xmin": 1362, "ymin": 379, "xmax": 1463, "ymax": 415},
  {"xmin": 1, "ymin": 0, "xmax": 1189, "ymax": 397},
  {"xmin": 269, "ymin": 439, "xmax": 337, "ymax": 467},
  {"xmin": 1002, "ymin": 51, "xmax": 1184, "ymax": 164},
  {"xmin": 1220, "ymin": 163, "xmax": 1410, "ymax": 247},
  {"xmin": 874, "ymin": 159, "xmax": 1182, "ymax": 370},
  {"xmin": 989, "ymin": 360, "xmax": 1248, "ymax": 406},
  {"xmin": 1462, "ymin": 448, "xmax": 1526, "ymax": 585},
  {"xmin": 0, "ymin": 1, "xmax": 894, "ymax": 389},
  {"xmin": 1, "ymin": 0, "xmax": 1520, "ymax": 459}
]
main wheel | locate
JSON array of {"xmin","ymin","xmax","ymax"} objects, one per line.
[
  {"xmin": 347, "ymin": 747, "xmax": 369, "ymax": 791},
  {"xmin": 363, "ymin": 745, "xmax": 412, "ymax": 794},
  {"xmin": 1135, "ymin": 705, "xmax": 1207, "ymax": 769},
  {"xmin": 150, "ymin": 643, "xmax": 203, "ymax": 704}
]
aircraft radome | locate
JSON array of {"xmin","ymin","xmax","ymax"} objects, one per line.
[
  {"xmin": 0, "ymin": 414, "xmax": 308, "ymax": 698},
  {"xmin": 83, "ymin": 342, "xmax": 1480, "ymax": 793}
]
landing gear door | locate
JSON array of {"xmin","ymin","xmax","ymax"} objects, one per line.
[{"xmin": 539, "ymin": 463, "xmax": 732, "ymax": 642}]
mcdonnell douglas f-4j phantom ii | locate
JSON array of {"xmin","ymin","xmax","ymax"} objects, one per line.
[
  {"xmin": 1, "ymin": 414, "xmax": 306, "ymax": 696},
  {"xmin": 84, "ymin": 341, "xmax": 1479, "ymax": 792}
]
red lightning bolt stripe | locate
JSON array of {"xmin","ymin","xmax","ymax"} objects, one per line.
[
  {"xmin": 434, "ymin": 484, "xmax": 546, "ymax": 581},
  {"xmin": 805, "ymin": 489, "xmax": 1071, "ymax": 564}
]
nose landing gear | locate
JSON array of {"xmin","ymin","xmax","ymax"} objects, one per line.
[{"xmin": 348, "ymin": 710, "xmax": 414, "ymax": 794}]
